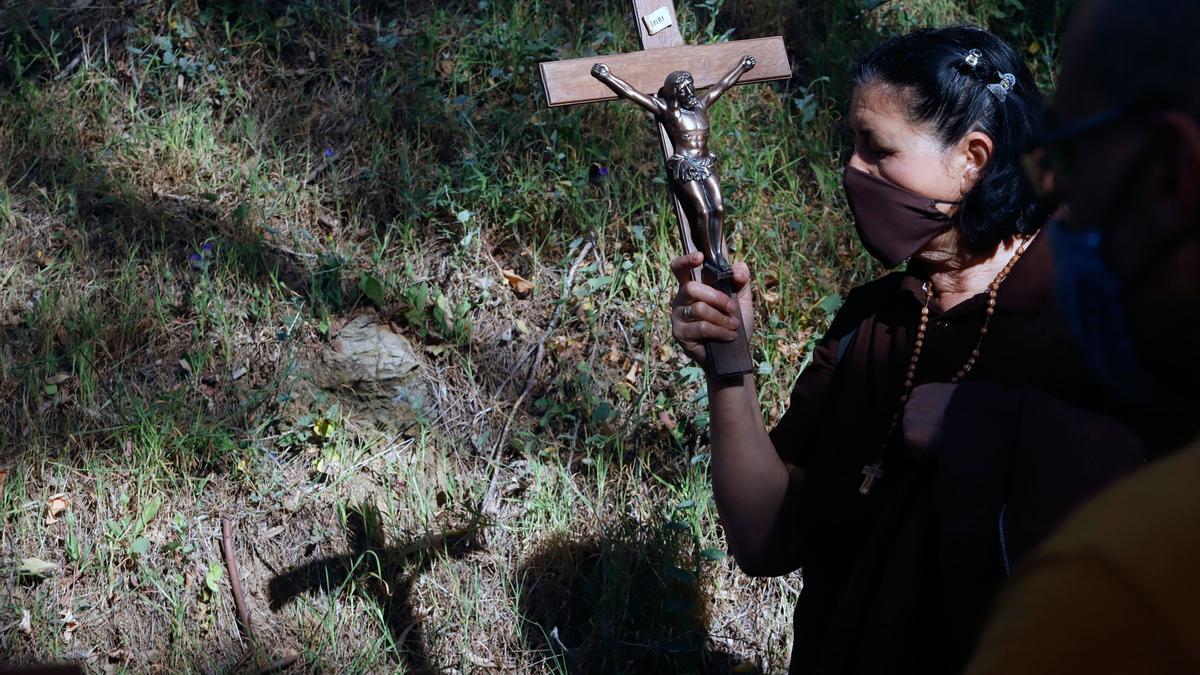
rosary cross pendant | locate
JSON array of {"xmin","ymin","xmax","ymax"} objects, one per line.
[{"xmin": 859, "ymin": 462, "xmax": 884, "ymax": 495}]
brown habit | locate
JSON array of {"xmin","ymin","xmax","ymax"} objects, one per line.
[{"xmin": 765, "ymin": 235, "xmax": 1145, "ymax": 674}]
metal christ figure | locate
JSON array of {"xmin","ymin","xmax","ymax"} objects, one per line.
[{"xmin": 591, "ymin": 55, "xmax": 756, "ymax": 274}]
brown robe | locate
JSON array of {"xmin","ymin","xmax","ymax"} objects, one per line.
[{"xmin": 766, "ymin": 235, "xmax": 1145, "ymax": 674}]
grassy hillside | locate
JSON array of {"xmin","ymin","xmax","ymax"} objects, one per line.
[{"xmin": 0, "ymin": 0, "xmax": 1067, "ymax": 672}]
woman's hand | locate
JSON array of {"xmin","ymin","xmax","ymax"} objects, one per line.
[
  {"xmin": 669, "ymin": 251, "xmax": 754, "ymax": 366},
  {"xmin": 903, "ymin": 383, "xmax": 957, "ymax": 458}
]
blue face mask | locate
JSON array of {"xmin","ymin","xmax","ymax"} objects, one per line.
[{"xmin": 1047, "ymin": 219, "xmax": 1160, "ymax": 404}]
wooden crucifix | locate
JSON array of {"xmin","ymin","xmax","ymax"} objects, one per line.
[{"xmin": 538, "ymin": 0, "xmax": 790, "ymax": 379}]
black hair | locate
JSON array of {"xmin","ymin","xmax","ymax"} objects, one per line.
[{"xmin": 854, "ymin": 26, "xmax": 1047, "ymax": 254}]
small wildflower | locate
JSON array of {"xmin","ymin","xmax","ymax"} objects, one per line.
[
  {"xmin": 323, "ymin": 147, "xmax": 336, "ymax": 159},
  {"xmin": 201, "ymin": 241, "xmax": 215, "ymax": 253},
  {"xmin": 189, "ymin": 253, "xmax": 206, "ymax": 271},
  {"xmin": 589, "ymin": 162, "xmax": 610, "ymax": 186}
]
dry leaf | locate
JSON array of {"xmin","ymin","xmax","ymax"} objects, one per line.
[
  {"xmin": 0, "ymin": 469, "xmax": 8, "ymax": 491},
  {"xmin": 778, "ymin": 342, "xmax": 804, "ymax": 363},
  {"xmin": 19, "ymin": 557, "xmax": 59, "ymax": 578},
  {"xmin": 45, "ymin": 493, "xmax": 70, "ymax": 525},
  {"xmin": 624, "ymin": 361, "xmax": 641, "ymax": 385},
  {"xmin": 18, "ymin": 609, "xmax": 31, "ymax": 636},
  {"xmin": 502, "ymin": 269, "xmax": 534, "ymax": 298},
  {"xmin": 60, "ymin": 610, "xmax": 78, "ymax": 643},
  {"xmin": 466, "ymin": 652, "xmax": 496, "ymax": 669},
  {"xmin": 659, "ymin": 411, "xmax": 677, "ymax": 430},
  {"xmin": 549, "ymin": 335, "xmax": 584, "ymax": 359},
  {"xmin": 438, "ymin": 59, "xmax": 455, "ymax": 77},
  {"xmin": 657, "ymin": 344, "xmax": 676, "ymax": 363},
  {"xmin": 45, "ymin": 372, "xmax": 70, "ymax": 386}
]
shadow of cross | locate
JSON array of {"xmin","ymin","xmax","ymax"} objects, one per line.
[{"xmin": 267, "ymin": 505, "xmax": 479, "ymax": 673}]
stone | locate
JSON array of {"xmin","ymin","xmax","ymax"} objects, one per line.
[{"xmin": 313, "ymin": 315, "xmax": 427, "ymax": 428}]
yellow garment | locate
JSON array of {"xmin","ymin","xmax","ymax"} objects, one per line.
[{"xmin": 967, "ymin": 442, "xmax": 1200, "ymax": 675}]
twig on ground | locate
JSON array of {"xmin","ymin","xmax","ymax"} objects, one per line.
[
  {"xmin": 481, "ymin": 239, "xmax": 594, "ymax": 518},
  {"xmin": 221, "ymin": 516, "xmax": 254, "ymax": 644},
  {"xmin": 260, "ymin": 654, "xmax": 301, "ymax": 674},
  {"xmin": 54, "ymin": 54, "xmax": 83, "ymax": 81}
]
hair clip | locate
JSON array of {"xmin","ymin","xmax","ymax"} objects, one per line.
[
  {"xmin": 986, "ymin": 72, "xmax": 1017, "ymax": 102},
  {"xmin": 964, "ymin": 49, "xmax": 982, "ymax": 69}
]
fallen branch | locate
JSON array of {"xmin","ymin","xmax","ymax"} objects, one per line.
[
  {"xmin": 481, "ymin": 239, "xmax": 594, "ymax": 517},
  {"xmin": 221, "ymin": 516, "xmax": 254, "ymax": 643}
]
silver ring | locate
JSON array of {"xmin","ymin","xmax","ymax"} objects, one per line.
[{"xmin": 682, "ymin": 305, "xmax": 694, "ymax": 321}]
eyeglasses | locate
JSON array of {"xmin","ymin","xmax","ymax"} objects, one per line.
[{"xmin": 1021, "ymin": 97, "xmax": 1178, "ymax": 205}]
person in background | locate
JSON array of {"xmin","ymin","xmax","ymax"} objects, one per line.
[
  {"xmin": 966, "ymin": 0, "xmax": 1200, "ymax": 672},
  {"xmin": 669, "ymin": 26, "xmax": 1144, "ymax": 674}
]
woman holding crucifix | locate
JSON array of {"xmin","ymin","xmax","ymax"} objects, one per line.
[{"xmin": 669, "ymin": 27, "xmax": 1146, "ymax": 673}]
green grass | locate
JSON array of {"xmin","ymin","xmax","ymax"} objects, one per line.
[{"xmin": 0, "ymin": 0, "xmax": 1069, "ymax": 671}]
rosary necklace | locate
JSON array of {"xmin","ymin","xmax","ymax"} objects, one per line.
[{"xmin": 859, "ymin": 233, "xmax": 1037, "ymax": 496}]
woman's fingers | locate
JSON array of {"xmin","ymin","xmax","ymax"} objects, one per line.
[
  {"xmin": 670, "ymin": 251, "xmax": 704, "ymax": 284},
  {"xmin": 678, "ymin": 300, "xmax": 739, "ymax": 330},
  {"xmin": 669, "ymin": 254, "xmax": 750, "ymax": 358},
  {"xmin": 674, "ymin": 308, "xmax": 739, "ymax": 342},
  {"xmin": 678, "ymin": 281, "xmax": 739, "ymax": 317},
  {"xmin": 731, "ymin": 261, "xmax": 751, "ymax": 289}
]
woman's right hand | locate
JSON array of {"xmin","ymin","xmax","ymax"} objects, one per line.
[{"xmin": 670, "ymin": 252, "xmax": 754, "ymax": 366}]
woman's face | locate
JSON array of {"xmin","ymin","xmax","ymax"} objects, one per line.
[{"xmin": 847, "ymin": 82, "xmax": 968, "ymax": 207}]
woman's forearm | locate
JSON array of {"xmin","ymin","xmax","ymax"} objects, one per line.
[{"xmin": 707, "ymin": 373, "xmax": 801, "ymax": 575}]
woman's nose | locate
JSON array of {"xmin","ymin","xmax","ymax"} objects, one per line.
[{"xmin": 847, "ymin": 151, "xmax": 872, "ymax": 174}]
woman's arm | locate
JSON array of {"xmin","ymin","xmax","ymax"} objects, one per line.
[
  {"xmin": 707, "ymin": 372, "xmax": 806, "ymax": 575},
  {"xmin": 591, "ymin": 63, "xmax": 664, "ymax": 115},
  {"xmin": 671, "ymin": 252, "xmax": 837, "ymax": 575}
]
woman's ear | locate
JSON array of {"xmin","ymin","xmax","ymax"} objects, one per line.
[{"xmin": 957, "ymin": 131, "xmax": 995, "ymax": 192}]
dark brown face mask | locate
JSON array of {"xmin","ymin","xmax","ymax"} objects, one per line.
[{"xmin": 842, "ymin": 166, "xmax": 961, "ymax": 268}]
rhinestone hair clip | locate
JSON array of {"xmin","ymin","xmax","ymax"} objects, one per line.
[
  {"xmin": 987, "ymin": 72, "xmax": 1017, "ymax": 102},
  {"xmin": 963, "ymin": 49, "xmax": 1016, "ymax": 102}
]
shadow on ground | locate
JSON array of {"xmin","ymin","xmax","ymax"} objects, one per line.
[
  {"xmin": 266, "ymin": 503, "xmax": 479, "ymax": 674},
  {"xmin": 515, "ymin": 524, "xmax": 750, "ymax": 674}
]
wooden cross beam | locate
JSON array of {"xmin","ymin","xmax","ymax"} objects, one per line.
[
  {"xmin": 539, "ymin": 2, "xmax": 790, "ymax": 108},
  {"xmin": 538, "ymin": 1, "xmax": 790, "ymax": 378},
  {"xmin": 538, "ymin": 1, "xmax": 790, "ymax": 261}
]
